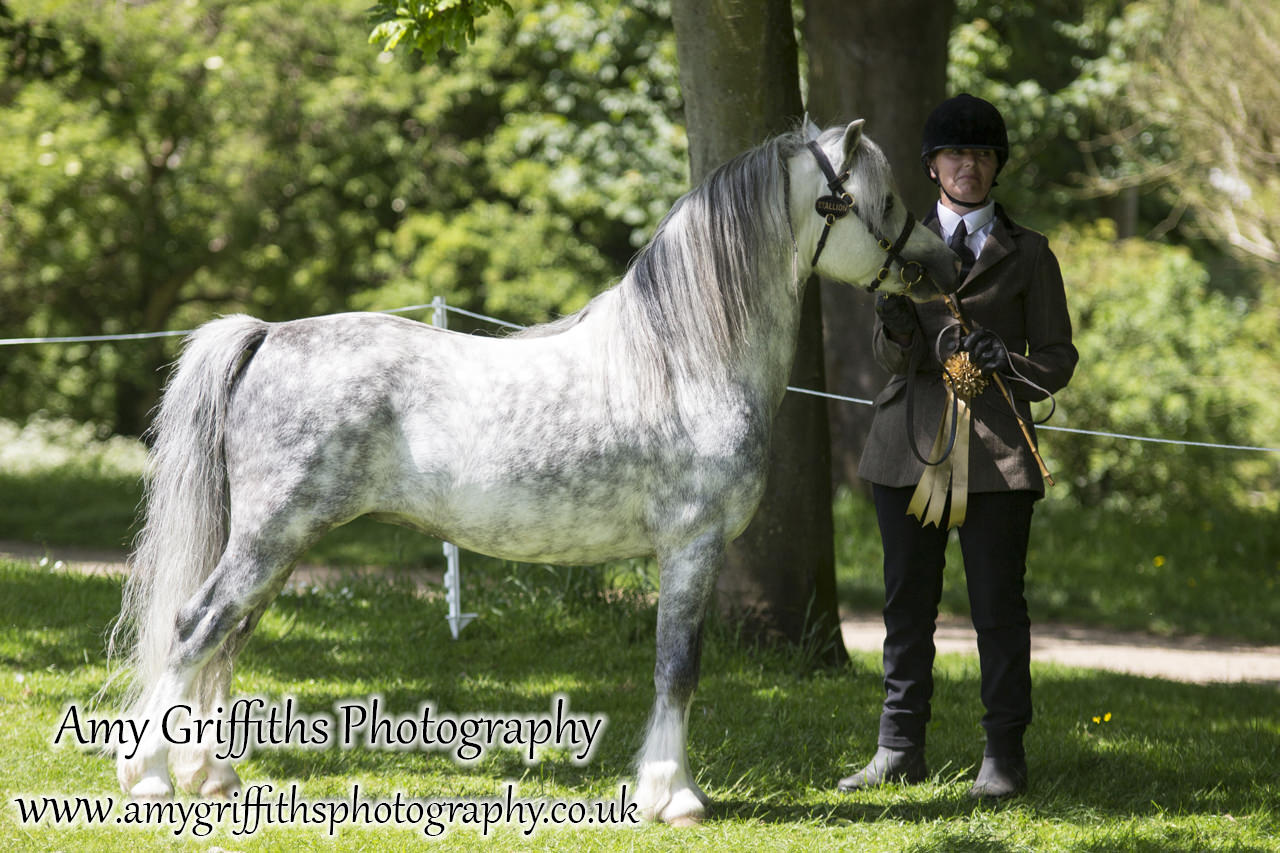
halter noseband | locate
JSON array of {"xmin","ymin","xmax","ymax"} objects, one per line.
[{"xmin": 805, "ymin": 140, "xmax": 926, "ymax": 292}]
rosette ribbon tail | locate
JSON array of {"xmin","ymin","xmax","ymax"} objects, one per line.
[{"xmin": 907, "ymin": 387, "xmax": 972, "ymax": 529}]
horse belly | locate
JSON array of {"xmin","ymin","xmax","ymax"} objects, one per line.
[
  {"xmin": 444, "ymin": 495, "xmax": 651, "ymax": 565},
  {"xmin": 407, "ymin": 440, "xmax": 653, "ymax": 564}
]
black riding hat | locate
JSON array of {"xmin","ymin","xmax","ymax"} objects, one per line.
[{"xmin": 920, "ymin": 93, "xmax": 1009, "ymax": 177}]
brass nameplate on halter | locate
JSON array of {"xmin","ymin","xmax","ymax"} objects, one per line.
[{"xmin": 814, "ymin": 194, "xmax": 852, "ymax": 220}]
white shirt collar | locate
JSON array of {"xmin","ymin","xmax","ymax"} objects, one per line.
[
  {"xmin": 936, "ymin": 200, "xmax": 996, "ymax": 257},
  {"xmin": 936, "ymin": 200, "xmax": 995, "ymax": 239}
]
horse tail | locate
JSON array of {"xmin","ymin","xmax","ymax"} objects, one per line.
[{"xmin": 107, "ymin": 315, "xmax": 269, "ymax": 714}]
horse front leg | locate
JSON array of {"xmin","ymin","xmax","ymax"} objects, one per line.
[{"xmin": 636, "ymin": 531, "xmax": 722, "ymax": 825}]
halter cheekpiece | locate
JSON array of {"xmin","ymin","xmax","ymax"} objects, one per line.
[{"xmin": 805, "ymin": 140, "xmax": 925, "ymax": 291}]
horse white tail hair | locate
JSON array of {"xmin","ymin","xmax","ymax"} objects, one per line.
[{"xmin": 107, "ymin": 315, "xmax": 269, "ymax": 717}]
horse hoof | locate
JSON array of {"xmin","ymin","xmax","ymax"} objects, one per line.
[
  {"xmin": 667, "ymin": 814, "xmax": 702, "ymax": 828},
  {"xmin": 172, "ymin": 760, "xmax": 208, "ymax": 795},
  {"xmin": 657, "ymin": 787, "xmax": 707, "ymax": 825},
  {"xmin": 200, "ymin": 771, "xmax": 242, "ymax": 799},
  {"xmin": 200, "ymin": 780, "xmax": 239, "ymax": 799},
  {"xmin": 129, "ymin": 775, "xmax": 175, "ymax": 800}
]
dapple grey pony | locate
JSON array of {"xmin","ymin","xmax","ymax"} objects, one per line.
[{"xmin": 109, "ymin": 119, "xmax": 956, "ymax": 824}]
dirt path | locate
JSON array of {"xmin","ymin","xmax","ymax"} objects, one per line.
[
  {"xmin": 5, "ymin": 540, "xmax": 1277, "ymax": 687},
  {"xmin": 840, "ymin": 613, "xmax": 1280, "ymax": 686}
]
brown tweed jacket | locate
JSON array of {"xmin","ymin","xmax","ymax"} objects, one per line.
[{"xmin": 857, "ymin": 204, "xmax": 1078, "ymax": 495}]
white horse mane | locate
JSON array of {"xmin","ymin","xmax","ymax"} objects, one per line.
[
  {"xmin": 518, "ymin": 125, "xmax": 897, "ymax": 398},
  {"xmin": 615, "ymin": 135, "xmax": 798, "ymax": 386}
]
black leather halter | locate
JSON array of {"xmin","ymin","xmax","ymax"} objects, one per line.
[{"xmin": 805, "ymin": 140, "xmax": 925, "ymax": 292}]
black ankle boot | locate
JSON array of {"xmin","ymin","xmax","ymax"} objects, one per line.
[
  {"xmin": 967, "ymin": 753, "xmax": 1028, "ymax": 799},
  {"xmin": 837, "ymin": 746, "xmax": 928, "ymax": 791}
]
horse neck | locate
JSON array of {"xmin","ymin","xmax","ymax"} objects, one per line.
[
  {"xmin": 734, "ymin": 264, "xmax": 807, "ymax": 408},
  {"xmin": 609, "ymin": 241, "xmax": 805, "ymax": 415}
]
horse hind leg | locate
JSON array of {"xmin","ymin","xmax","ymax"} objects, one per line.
[
  {"xmin": 636, "ymin": 533, "xmax": 721, "ymax": 825},
  {"xmin": 168, "ymin": 653, "xmax": 235, "ymax": 796},
  {"xmin": 119, "ymin": 537, "xmax": 306, "ymax": 799},
  {"xmin": 119, "ymin": 668, "xmax": 199, "ymax": 798},
  {"xmin": 170, "ymin": 603, "xmax": 270, "ymax": 798}
]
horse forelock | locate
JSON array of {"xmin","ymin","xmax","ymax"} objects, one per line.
[{"xmin": 617, "ymin": 134, "xmax": 800, "ymax": 389}]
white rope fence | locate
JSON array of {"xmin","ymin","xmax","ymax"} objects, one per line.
[
  {"xmin": 0, "ymin": 330, "xmax": 189, "ymax": 345},
  {"xmin": 780, "ymin": 386, "xmax": 1280, "ymax": 453},
  {"xmin": 3, "ymin": 299, "xmax": 1279, "ymax": 454},
  {"xmin": 4, "ymin": 299, "xmax": 1278, "ymax": 637}
]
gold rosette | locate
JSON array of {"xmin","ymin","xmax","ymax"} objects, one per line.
[{"xmin": 907, "ymin": 351, "xmax": 988, "ymax": 529}]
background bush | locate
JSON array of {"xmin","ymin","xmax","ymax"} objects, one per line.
[{"xmin": 1046, "ymin": 220, "xmax": 1279, "ymax": 514}]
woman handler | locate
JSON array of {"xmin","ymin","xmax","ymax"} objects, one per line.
[{"xmin": 839, "ymin": 94, "xmax": 1078, "ymax": 799}]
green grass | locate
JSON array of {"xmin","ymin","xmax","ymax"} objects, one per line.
[
  {"xmin": 833, "ymin": 489, "xmax": 1280, "ymax": 644},
  {"xmin": 2, "ymin": 560, "xmax": 1278, "ymax": 851},
  {"xmin": 3, "ymin": 461, "xmax": 1278, "ymax": 643},
  {"xmin": 2, "ymin": 417, "xmax": 1278, "ymax": 848}
]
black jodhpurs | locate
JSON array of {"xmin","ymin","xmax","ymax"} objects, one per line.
[{"xmin": 872, "ymin": 484, "xmax": 1037, "ymax": 758}]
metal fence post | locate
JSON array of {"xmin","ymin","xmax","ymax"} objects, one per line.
[{"xmin": 431, "ymin": 296, "xmax": 477, "ymax": 640}]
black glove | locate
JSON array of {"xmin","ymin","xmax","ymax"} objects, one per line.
[
  {"xmin": 962, "ymin": 328, "xmax": 1009, "ymax": 375},
  {"xmin": 875, "ymin": 293, "xmax": 917, "ymax": 339}
]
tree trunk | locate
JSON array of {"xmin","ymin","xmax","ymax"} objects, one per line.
[
  {"xmin": 803, "ymin": 0, "xmax": 953, "ymax": 488},
  {"xmin": 671, "ymin": 0, "xmax": 802, "ymax": 179},
  {"xmin": 672, "ymin": 0, "xmax": 847, "ymax": 664}
]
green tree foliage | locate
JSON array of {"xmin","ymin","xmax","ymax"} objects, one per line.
[
  {"xmin": 1, "ymin": 0, "xmax": 436, "ymax": 431},
  {"xmin": 1084, "ymin": 0, "xmax": 1280, "ymax": 267},
  {"xmin": 948, "ymin": 0, "xmax": 1135, "ymax": 224},
  {"xmin": 369, "ymin": 0, "xmax": 513, "ymax": 59},
  {"xmin": 358, "ymin": 0, "xmax": 686, "ymax": 324},
  {"xmin": 0, "ymin": 0, "xmax": 1274, "ymax": 515},
  {"xmin": 1048, "ymin": 220, "xmax": 1279, "ymax": 513},
  {"xmin": 952, "ymin": 0, "xmax": 1280, "ymax": 268},
  {"xmin": 0, "ymin": 0, "xmax": 685, "ymax": 433}
]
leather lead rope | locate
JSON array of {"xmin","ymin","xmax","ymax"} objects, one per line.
[{"xmin": 903, "ymin": 314, "xmax": 961, "ymax": 467}]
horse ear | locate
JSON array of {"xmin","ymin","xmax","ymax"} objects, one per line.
[
  {"xmin": 840, "ymin": 119, "xmax": 866, "ymax": 172},
  {"xmin": 803, "ymin": 113, "xmax": 821, "ymax": 141}
]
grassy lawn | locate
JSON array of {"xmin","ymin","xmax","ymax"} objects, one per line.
[
  {"xmin": 2, "ymin": 418, "xmax": 1278, "ymax": 849},
  {"xmin": 2, "ymin": 459, "xmax": 1277, "ymax": 644},
  {"xmin": 2, "ymin": 559, "xmax": 1278, "ymax": 852}
]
